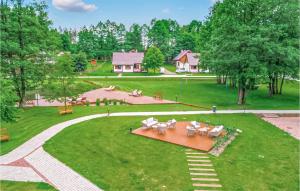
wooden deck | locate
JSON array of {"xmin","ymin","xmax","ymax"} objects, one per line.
[{"xmin": 132, "ymin": 121, "xmax": 215, "ymax": 152}]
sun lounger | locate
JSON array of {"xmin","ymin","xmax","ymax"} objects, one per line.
[
  {"xmin": 133, "ymin": 90, "xmax": 143, "ymax": 97},
  {"xmin": 208, "ymin": 125, "xmax": 224, "ymax": 137},
  {"xmin": 190, "ymin": 121, "xmax": 200, "ymax": 129},
  {"xmin": 129, "ymin": 89, "xmax": 138, "ymax": 96},
  {"xmin": 142, "ymin": 117, "xmax": 158, "ymax": 130},
  {"xmin": 104, "ymin": 86, "xmax": 115, "ymax": 91}
]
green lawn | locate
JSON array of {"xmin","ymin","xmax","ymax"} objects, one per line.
[
  {"xmin": 44, "ymin": 114, "xmax": 299, "ymax": 191},
  {"xmin": 79, "ymin": 78, "xmax": 300, "ymax": 110},
  {"xmin": 1, "ymin": 181, "xmax": 56, "ymax": 191},
  {"xmin": 82, "ymin": 62, "xmax": 117, "ymax": 76},
  {"xmin": 0, "ymin": 104, "xmax": 198, "ymax": 155},
  {"xmin": 163, "ymin": 63, "xmax": 176, "ymax": 72}
]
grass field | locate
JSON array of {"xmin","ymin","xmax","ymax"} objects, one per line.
[
  {"xmin": 79, "ymin": 78, "xmax": 299, "ymax": 110},
  {"xmin": 44, "ymin": 114, "xmax": 299, "ymax": 191},
  {"xmin": 1, "ymin": 181, "xmax": 56, "ymax": 191},
  {"xmin": 0, "ymin": 104, "xmax": 198, "ymax": 155}
]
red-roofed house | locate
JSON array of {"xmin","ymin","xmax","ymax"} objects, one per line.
[
  {"xmin": 112, "ymin": 51, "xmax": 144, "ymax": 73},
  {"xmin": 173, "ymin": 50, "xmax": 201, "ymax": 73}
]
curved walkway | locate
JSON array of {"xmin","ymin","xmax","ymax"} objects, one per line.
[{"xmin": 0, "ymin": 110, "xmax": 299, "ymax": 190}]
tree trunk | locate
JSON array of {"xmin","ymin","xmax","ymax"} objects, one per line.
[
  {"xmin": 268, "ymin": 76, "xmax": 273, "ymax": 96},
  {"xmin": 238, "ymin": 86, "xmax": 246, "ymax": 105},
  {"xmin": 216, "ymin": 75, "xmax": 221, "ymax": 84},
  {"xmin": 64, "ymin": 96, "xmax": 67, "ymax": 112},
  {"xmin": 275, "ymin": 75, "xmax": 278, "ymax": 94},
  {"xmin": 279, "ymin": 75, "xmax": 285, "ymax": 94},
  {"xmin": 237, "ymin": 78, "xmax": 246, "ymax": 105}
]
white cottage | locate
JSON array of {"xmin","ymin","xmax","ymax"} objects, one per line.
[
  {"xmin": 173, "ymin": 50, "xmax": 201, "ymax": 73},
  {"xmin": 112, "ymin": 52, "xmax": 144, "ymax": 73}
]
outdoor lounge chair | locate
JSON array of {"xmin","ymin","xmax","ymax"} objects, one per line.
[
  {"xmin": 133, "ymin": 90, "xmax": 143, "ymax": 97},
  {"xmin": 129, "ymin": 89, "xmax": 138, "ymax": 96},
  {"xmin": 142, "ymin": 117, "xmax": 158, "ymax": 130},
  {"xmin": 104, "ymin": 86, "xmax": 115, "ymax": 91},
  {"xmin": 186, "ymin": 126, "xmax": 196, "ymax": 136},
  {"xmin": 208, "ymin": 125, "xmax": 224, "ymax": 137},
  {"xmin": 190, "ymin": 121, "xmax": 200, "ymax": 129},
  {"xmin": 167, "ymin": 119, "xmax": 177, "ymax": 129}
]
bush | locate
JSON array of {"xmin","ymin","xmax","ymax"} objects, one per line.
[
  {"xmin": 113, "ymin": 100, "xmax": 117, "ymax": 105},
  {"xmin": 96, "ymin": 98, "xmax": 100, "ymax": 106},
  {"xmin": 86, "ymin": 101, "xmax": 90, "ymax": 106},
  {"xmin": 103, "ymin": 98, "xmax": 109, "ymax": 106}
]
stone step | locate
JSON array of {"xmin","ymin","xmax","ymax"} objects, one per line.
[
  {"xmin": 188, "ymin": 159, "xmax": 211, "ymax": 163},
  {"xmin": 193, "ymin": 183, "xmax": 222, "ymax": 188},
  {"xmin": 186, "ymin": 152, "xmax": 206, "ymax": 155},
  {"xmin": 187, "ymin": 156, "xmax": 209, "ymax": 159},
  {"xmin": 189, "ymin": 163, "xmax": 213, "ymax": 167},
  {"xmin": 192, "ymin": 178, "xmax": 219, "ymax": 181},
  {"xmin": 189, "ymin": 168, "xmax": 215, "ymax": 171},
  {"xmin": 190, "ymin": 173, "xmax": 217, "ymax": 176}
]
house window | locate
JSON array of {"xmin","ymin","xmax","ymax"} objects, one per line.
[
  {"xmin": 115, "ymin": 65, "xmax": 122, "ymax": 70},
  {"xmin": 134, "ymin": 64, "xmax": 139, "ymax": 69},
  {"xmin": 191, "ymin": 65, "xmax": 197, "ymax": 70},
  {"xmin": 125, "ymin": 65, "xmax": 131, "ymax": 70}
]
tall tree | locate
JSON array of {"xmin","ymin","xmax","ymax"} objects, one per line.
[
  {"xmin": 0, "ymin": 75, "xmax": 18, "ymax": 122},
  {"xmin": 72, "ymin": 52, "xmax": 88, "ymax": 72},
  {"xmin": 142, "ymin": 46, "xmax": 164, "ymax": 73},
  {"xmin": 0, "ymin": 0, "xmax": 60, "ymax": 107},
  {"xmin": 43, "ymin": 53, "xmax": 80, "ymax": 112},
  {"xmin": 148, "ymin": 19, "xmax": 179, "ymax": 61},
  {"xmin": 124, "ymin": 24, "xmax": 143, "ymax": 52}
]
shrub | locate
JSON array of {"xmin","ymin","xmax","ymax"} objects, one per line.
[
  {"xmin": 86, "ymin": 101, "xmax": 90, "ymax": 106},
  {"xmin": 113, "ymin": 100, "xmax": 117, "ymax": 105},
  {"xmin": 96, "ymin": 99, "xmax": 100, "ymax": 106},
  {"xmin": 103, "ymin": 98, "xmax": 108, "ymax": 106}
]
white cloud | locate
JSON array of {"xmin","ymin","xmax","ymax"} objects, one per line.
[
  {"xmin": 162, "ymin": 8, "xmax": 171, "ymax": 14},
  {"xmin": 52, "ymin": 0, "xmax": 97, "ymax": 12}
]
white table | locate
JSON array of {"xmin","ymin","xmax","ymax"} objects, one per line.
[{"xmin": 198, "ymin": 127, "xmax": 209, "ymax": 136}]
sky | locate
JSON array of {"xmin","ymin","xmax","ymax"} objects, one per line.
[{"xmin": 45, "ymin": 0, "xmax": 216, "ymax": 29}]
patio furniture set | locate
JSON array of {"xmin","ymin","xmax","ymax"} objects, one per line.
[
  {"xmin": 142, "ymin": 117, "xmax": 176, "ymax": 134},
  {"xmin": 141, "ymin": 117, "xmax": 224, "ymax": 138},
  {"xmin": 187, "ymin": 121, "xmax": 224, "ymax": 137}
]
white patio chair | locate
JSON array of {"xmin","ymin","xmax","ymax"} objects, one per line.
[
  {"xmin": 141, "ymin": 117, "xmax": 158, "ymax": 130},
  {"xmin": 167, "ymin": 119, "xmax": 177, "ymax": 129},
  {"xmin": 208, "ymin": 125, "xmax": 224, "ymax": 137},
  {"xmin": 186, "ymin": 126, "xmax": 196, "ymax": 136},
  {"xmin": 190, "ymin": 121, "xmax": 200, "ymax": 129}
]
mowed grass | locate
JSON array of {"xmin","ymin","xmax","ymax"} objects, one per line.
[
  {"xmin": 79, "ymin": 78, "xmax": 300, "ymax": 110},
  {"xmin": 1, "ymin": 181, "xmax": 57, "ymax": 191},
  {"xmin": 0, "ymin": 104, "xmax": 197, "ymax": 155},
  {"xmin": 44, "ymin": 114, "xmax": 299, "ymax": 191}
]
